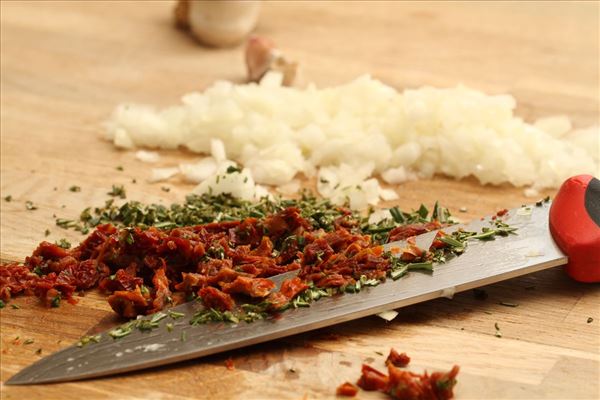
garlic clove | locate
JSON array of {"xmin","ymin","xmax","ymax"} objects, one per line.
[{"xmin": 187, "ymin": 0, "xmax": 261, "ymax": 47}]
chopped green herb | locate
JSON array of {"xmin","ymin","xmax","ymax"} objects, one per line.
[
  {"xmin": 150, "ymin": 312, "xmax": 168, "ymax": 324},
  {"xmin": 4, "ymin": 195, "xmax": 12, "ymax": 202},
  {"xmin": 190, "ymin": 308, "xmax": 240, "ymax": 325},
  {"xmin": 69, "ymin": 186, "xmax": 81, "ymax": 192},
  {"xmin": 10, "ymin": 304, "xmax": 20, "ymax": 309},
  {"xmin": 56, "ymin": 218, "xmax": 77, "ymax": 229},
  {"xmin": 116, "ymin": 165, "xmax": 124, "ymax": 171},
  {"xmin": 166, "ymin": 322, "xmax": 174, "ymax": 332},
  {"xmin": 375, "ymin": 351, "xmax": 384, "ymax": 356},
  {"xmin": 24, "ymin": 338, "xmax": 34, "ymax": 345},
  {"xmin": 44, "ymin": 229, "xmax": 51, "ymax": 237},
  {"xmin": 77, "ymin": 334, "xmax": 102, "ymax": 347},
  {"xmin": 181, "ymin": 331, "xmax": 187, "ymax": 342},
  {"xmin": 494, "ymin": 322, "xmax": 502, "ymax": 338},
  {"xmin": 25, "ymin": 201, "xmax": 37, "ymax": 210},
  {"xmin": 587, "ymin": 317, "xmax": 594, "ymax": 324},
  {"xmin": 109, "ymin": 322, "xmax": 135, "ymax": 339},
  {"xmin": 55, "ymin": 238, "xmax": 71, "ymax": 249},
  {"xmin": 168, "ymin": 310, "xmax": 185, "ymax": 319},
  {"xmin": 226, "ymin": 165, "xmax": 242, "ymax": 174},
  {"xmin": 0, "ymin": 300, "xmax": 5, "ymax": 309},
  {"xmin": 51, "ymin": 294, "xmax": 61, "ymax": 308},
  {"xmin": 107, "ymin": 184, "xmax": 126, "ymax": 199}
]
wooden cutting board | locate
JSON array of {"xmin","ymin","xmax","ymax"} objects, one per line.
[{"xmin": 1, "ymin": 1, "xmax": 598, "ymax": 399}]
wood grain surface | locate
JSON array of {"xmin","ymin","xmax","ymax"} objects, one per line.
[{"xmin": 1, "ymin": 1, "xmax": 599, "ymax": 399}]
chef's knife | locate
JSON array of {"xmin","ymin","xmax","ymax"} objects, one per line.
[{"xmin": 6, "ymin": 175, "xmax": 599, "ymax": 385}]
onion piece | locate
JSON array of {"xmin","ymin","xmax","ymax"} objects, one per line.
[
  {"xmin": 149, "ymin": 167, "xmax": 179, "ymax": 183},
  {"xmin": 135, "ymin": 150, "xmax": 160, "ymax": 163}
]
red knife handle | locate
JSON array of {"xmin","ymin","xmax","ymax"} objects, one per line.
[{"xmin": 549, "ymin": 175, "xmax": 600, "ymax": 282}]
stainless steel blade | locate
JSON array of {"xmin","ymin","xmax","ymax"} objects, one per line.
[{"xmin": 6, "ymin": 203, "xmax": 566, "ymax": 385}]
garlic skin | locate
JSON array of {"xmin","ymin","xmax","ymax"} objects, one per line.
[
  {"xmin": 245, "ymin": 35, "xmax": 298, "ymax": 86},
  {"xmin": 187, "ymin": 1, "xmax": 261, "ymax": 47}
]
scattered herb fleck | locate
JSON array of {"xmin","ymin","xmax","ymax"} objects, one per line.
[
  {"xmin": 587, "ymin": 317, "xmax": 594, "ymax": 324},
  {"xmin": 226, "ymin": 165, "xmax": 242, "ymax": 174},
  {"xmin": 10, "ymin": 304, "xmax": 20, "ymax": 309},
  {"xmin": 24, "ymin": 338, "xmax": 34, "ymax": 345},
  {"xmin": 375, "ymin": 351, "xmax": 384, "ymax": 356},
  {"xmin": 55, "ymin": 238, "xmax": 71, "ymax": 249},
  {"xmin": 69, "ymin": 186, "xmax": 81, "ymax": 192},
  {"xmin": 494, "ymin": 322, "xmax": 502, "ymax": 338},
  {"xmin": 51, "ymin": 294, "xmax": 61, "ymax": 308},
  {"xmin": 25, "ymin": 201, "xmax": 37, "ymax": 210},
  {"xmin": 44, "ymin": 229, "xmax": 51, "ymax": 237},
  {"xmin": 132, "ymin": 178, "xmax": 137, "ymax": 184},
  {"xmin": 161, "ymin": 186, "xmax": 171, "ymax": 192},
  {"xmin": 77, "ymin": 334, "xmax": 101, "ymax": 347},
  {"xmin": 0, "ymin": 300, "xmax": 5, "ymax": 309},
  {"xmin": 168, "ymin": 310, "xmax": 185, "ymax": 319},
  {"xmin": 107, "ymin": 184, "xmax": 126, "ymax": 199},
  {"xmin": 181, "ymin": 331, "xmax": 187, "ymax": 342},
  {"xmin": 499, "ymin": 301, "xmax": 519, "ymax": 308},
  {"xmin": 166, "ymin": 322, "xmax": 174, "ymax": 332},
  {"xmin": 116, "ymin": 165, "xmax": 124, "ymax": 171},
  {"xmin": 4, "ymin": 195, "xmax": 12, "ymax": 202},
  {"xmin": 35, "ymin": 348, "xmax": 42, "ymax": 355}
]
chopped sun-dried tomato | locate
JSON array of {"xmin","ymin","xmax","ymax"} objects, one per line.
[
  {"xmin": 388, "ymin": 221, "xmax": 442, "ymax": 243},
  {"xmin": 108, "ymin": 287, "xmax": 149, "ymax": 318},
  {"xmin": 198, "ymin": 287, "xmax": 235, "ymax": 311},
  {"xmin": 336, "ymin": 381, "xmax": 359, "ymax": 397},
  {"xmin": 357, "ymin": 364, "xmax": 389, "ymax": 391},
  {"xmin": 0, "ymin": 206, "xmax": 450, "ymax": 320},
  {"xmin": 220, "ymin": 276, "xmax": 275, "ymax": 298},
  {"xmin": 347, "ymin": 351, "xmax": 459, "ymax": 400},
  {"xmin": 386, "ymin": 348, "xmax": 410, "ymax": 367}
]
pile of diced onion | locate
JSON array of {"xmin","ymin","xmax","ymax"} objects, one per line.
[{"xmin": 107, "ymin": 72, "xmax": 599, "ymax": 209}]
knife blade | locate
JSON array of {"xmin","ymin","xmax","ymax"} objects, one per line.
[{"xmin": 6, "ymin": 202, "xmax": 566, "ymax": 385}]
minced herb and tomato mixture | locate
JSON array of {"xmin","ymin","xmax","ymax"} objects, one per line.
[
  {"xmin": 337, "ymin": 348, "xmax": 460, "ymax": 400},
  {"xmin": 0, "ymin": 193, "xmax": 514, "ymax": 323}
]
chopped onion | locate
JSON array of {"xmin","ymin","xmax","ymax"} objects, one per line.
[
  {"xmin": 149, "ymin": 167, "xmax": 179, "ymax": 183},
  {"xmin": 380, "ymin": 188, "xmax": 399, "ymax": 201},
  {"xmin": 440, "ymin": 287, "xmax": 456, "ymax": 299},
  {"xmin": 105, "ymin": 73, "xmax": 599, "ymax": 205},
  {"xmin": 135, "ymin": 150, "xmax": 160, "ymax": 163},
  {"xmin": 523, "ymin": 188, "xmax": 540, "ymax": 198},
  {"xmin": 376, "ymin": 310, "xmax": 398, "ymax": 322},
  {"xmin": 179, "ymin": 157, "xmax": 218, "ymax": 183}
]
